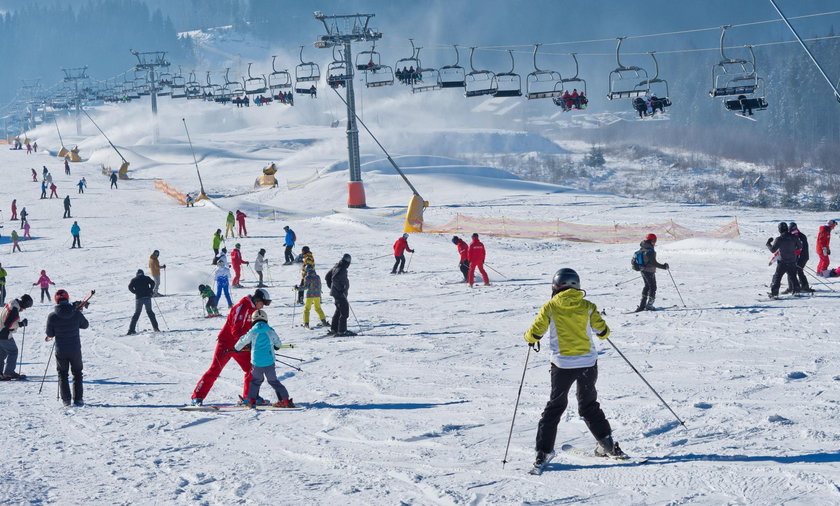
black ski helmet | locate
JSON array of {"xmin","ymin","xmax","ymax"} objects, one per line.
[
  {"xmin": 451, "ymin": 235, "xmax": 459, "ymax": 244},
  {"xmin": 789, "ymin": 222, "xmax": 798, "ymax": 232},
  {"xmin": 778, "ymin": 222, "xmax": 789, "ymax": 234},
  {"xmin": 342, "ymin": 253, "xmax": 352, "ymax": 264},
  {"xmin": 552, "ymin": 268, "xmax": 580, "ymax": 291},
  {"xmin": 18, "ymin": 294, "xmax": 33, "ymax": 309},
  {"xmin": 136, "ymin": 269, "xmax": 144, "ymax": 276}
]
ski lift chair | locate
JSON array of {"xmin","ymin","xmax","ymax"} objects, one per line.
[
  {"xmin": 492, "ymin": 50, "xmax": 523, "ymax": 98},
  {"xmin": 526, "ymin": 44, "xmax": 563, "ymax": 100},
  {"xmin": 464, "ymin": 47, "xmax": 497, "ymax": 97},
  {"xmin": 439, "ymin": 45, "xmax": 466, "ymax": 88},
  {"xmin": 552, "ymin": 54, "xmax": 588, "ymax": 109},
  {"xmin": 268, "ymin": 56, "xmax": 293, "ymax": 94},
  {"xmin": 365, "ymin": 64, "xmax": 394, "ymax": 88},
  {"xmin": 724, "ymin": 77, "xmax": 768, "ymax": 113},
  {"xmin": 395, "ymin": 39, "xmax": 422, "ymax": 85},
  {"xmin": 244, "ymin": 63, "xmax": 268, "ymax": 95},
  {"xmin": 327, "ymin": 48, "xmax": 352, "ymax": 88},
  {"xmin": 633, "ymin": 52, "xmax": 672, "ymax": 116},
  {"xmin": 607, "ymin": 38, "xmax": 649, "ymax": 100},
  {"xmin": 409, "ymin": 48, "xmax": 441, "ymax": 93},
  {"xmin": 356, "ymin": 42, "xmax": 383, "ymax": 71}
]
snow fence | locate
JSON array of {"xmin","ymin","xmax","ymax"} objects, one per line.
[
  {"xmin": 154, "ymin": 180, "xmax": 187, "ymax": 205},
  {"xmin": 424, "ymin": 215, "xmax": 740, "ymax": 243}
]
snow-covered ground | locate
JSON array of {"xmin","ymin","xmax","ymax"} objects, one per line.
[{"xmin": 1, "ymin": 99, "xmax": 839, "ymax": 505}]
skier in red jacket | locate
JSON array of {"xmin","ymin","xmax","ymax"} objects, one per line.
[
  {"xmin": 391, "ymin": 233, "xmax": 414, "ymax": 274},
  {"xmin": 816, "ymin": 220, "xmax": 836, "ymax": 274},
  {"xmin": 467, "ymin": 233, "xmax": 490, "ymax": 287},
  {"xmin": 230, "ymin": 244, "xmax": 249, "ymax": 287},
  {"xmin": 236, "ymin": 210, "xmax": 248, "ymax": 237},
  {"xmin": 190, "ymin": 288, "xmax": 271, "ymax": 405},
  {"xmin": 451, "ymin": 235, "xmax": 469, "ymax": 281}
]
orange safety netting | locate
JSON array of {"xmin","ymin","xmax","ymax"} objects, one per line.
[
  {"xmin": 423, "ymin": 214, "xmax": 739, "ymax": 243},
  {"xmin": 154, "ymin": 179, "xmax": 187, "ymax": 205}
]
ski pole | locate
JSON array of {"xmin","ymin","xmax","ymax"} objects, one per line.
[
  {"xmin": 502, "ymin": 344, "xmax": 533, "ymax": 468},
  {"xmin": 277, "ymin": 359, "xmax": 302, "ymax": 372},
  {"xmin": 152, "ymin": 297, "xmax": 170, "ymax": 330},
  {"xmin": 275, "ymin": 353, "xmax": 304, "ymax": 361},
  {"xmin": 484, "ymin": 263, "xmax": 509, "ymax": 280},
  {"xmin": 17, "ymin": 325, "xmax": 26, "ymax": 376},
  {"xmin": 164, "ymin": 269, "xmax": 167, "ymax": 295},
  {"xmin": 371, "ymin": 253, "xmax": 392, "ymax": 260},
  {"xmin": 805, "ymin": 266, "xmax": 836, "ymax": 292},
  {"xmin": 291, "ymin": 292, "xmax": 297, "ymax": 327},
  {"xmin": 606, "ymin": 337, "xmax": 686, "ymax": 429},
  {"xmin": 348, "ymin": 303, "xmax": 363, "ymax": 333},
  {"xmin": 39, "ymin": 340, "xmax": 55, "ymax": 394},
  {"xmin": 615, "ymin": 275, "xmax": 641, "ymax": 287},
  {"xmin": 406, "ymin": 251, "xmax": 414, "ymax": 272},
  {"xmin": 666, "ymin": 269, "xmax": 686, "ymax": 307}
]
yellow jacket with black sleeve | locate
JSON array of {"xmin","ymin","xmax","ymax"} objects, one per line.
[{"xmin": 524, "ymin": 289, "xmax": 610, "ymax": 369}]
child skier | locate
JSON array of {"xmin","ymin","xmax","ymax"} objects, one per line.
[
  {"xmin": 297, "ymin": 246, "xmax": 314, "ymax": 304},
  {"xmin": 214, "ymin": 260, "xmax": 234, "ymax": 308},
  {"xmin": 299, "ymin": 264, "xmax": 328, "ymax": 328},
  {"xmin": 33, "ymin": 270, "xmax": 56, "ymax": 303},
  {"xmin": 524, "ymin": 268, "xmax": 625, "ymax": 472},
  {"xmin": 198, "ymin": 284, "xmax": 220, "ymax": 317},
  {"xmin": 11, "ymin": 230, "xmax": 21, "ymax": 252},
  {"xmin": 633, "ymin": 233, "xmax": 669, "ymax": 311},
  {"xmin": 234, "ymin": 310, "xmax": 295, "ymax": 408}
]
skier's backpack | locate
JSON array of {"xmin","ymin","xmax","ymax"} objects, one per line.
[
  {"xmin": 292, "ymin": 231, "xmax": 296, "ymax": 242},
  {"xmin": 631, "ymin": 249, "xmax": 648, "ymax": 271}
]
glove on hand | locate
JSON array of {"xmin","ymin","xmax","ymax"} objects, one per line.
[
  {"xmin": 18, "ymin": 318, "xmax": 27, "ymax": 327},
  {"xmin": 663, "ymin": 263, "xmax": 669, "ymax": 270}
]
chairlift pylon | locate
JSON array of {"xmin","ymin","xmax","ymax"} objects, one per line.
[
  {"xmin": 607, "ymin": 37, "xmax": 650, "ymax": 100},
  {"xmin": 526, "ymin": 44, "xmax": 563, "ymax": 100},
  {"xmin": 464, "ymin": 47, "xmax": 497, "ymax": 97},
  {"xmin": 439, "ymin": 45, "xmax": 466, "ymax": 88}
]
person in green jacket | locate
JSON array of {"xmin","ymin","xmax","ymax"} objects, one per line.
[
  {"xmin": 212, "ymin": 229, "xmax": 223, "ymax": 265},
  {"xmin": 523, "ymin": 268, "xmax": 625, "ymax": 471},
  {"xmin": 0, "ymin": 263, "xmax": 7, "ymax": 305},
  {"xmin": 225, "ymin": 212, "xmax": 235, "ymax": 238},
  {"xmin": 10, "ymin": 230, "xmax": 21, "ymax": 253}
]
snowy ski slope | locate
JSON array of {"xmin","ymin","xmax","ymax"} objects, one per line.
[{"xmin": 1, "ymin": 101, "xmax": 839, "ymax": 505}]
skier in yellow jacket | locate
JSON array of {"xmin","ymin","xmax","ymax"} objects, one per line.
[{"xmin": 524, "ymin": 268, "xmax": 625, "ymax": 470}]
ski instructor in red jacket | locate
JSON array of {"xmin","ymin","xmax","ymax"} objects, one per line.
[
  {"xmin": 391, "ymin": 233, "xmax": 414, "ymax": 274},
  {"xmin": 190, "ymin": 288, "xmax": 272, "ymax": 406},
  {"xmin": 468, "ymin": 233, "xmax": 490, "ymax": 287},
  {"xmin": 816, "ymin": 220, "xmax": 836, "ymax": 274},
  {"xmin": 452, "ymin": 235, "xmax": 469, "ymax": 282}
]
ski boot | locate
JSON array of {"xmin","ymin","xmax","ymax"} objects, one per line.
[
  {"xmin": 338, "ymin": 330, "xmax": 357, "ymax": 337},
  {"xmin": 191, "ymin": 398, "xmax": 203, "ymax": 406},
  {"xmin": 634, "ymin": 297, "xmax": 647, "ymax": 312},
  {"xmin": 595, "ymin": 435, "xmax": 628, "ymax": 459},
  {"xmin": 273, "ymin": 398, "xmax": 296, "ymax": 408},
  {"xmin": 645, "ymin": 297, "xmax": 656, "ymax": 311},
  {"xmin": 73, "ymin": 400, "xmax": 84, "ymax": 407},
  {"xmin": 62, "ymin": 400, "xmax": 71, "ymax": 407},
  {"xmin": 303, "ymin": 322, "xmax": 310, "ymax": 329},
  {"xmin": 317, "ymin": 319, "xmax": 329, "ymax": 327}
]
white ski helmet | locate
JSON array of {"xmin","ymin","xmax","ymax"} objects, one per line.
[{"xmin": 251, "ymin": 309, "xmax": 268, "ymax": 323}]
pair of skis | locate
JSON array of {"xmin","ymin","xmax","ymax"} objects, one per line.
[{"xmin": 528, "ymin": 445, "xmax": 648, "ymax": 475}]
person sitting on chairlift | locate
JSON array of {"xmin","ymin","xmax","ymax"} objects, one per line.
[{"xmin": 738, "ymin": 94, "xmax": 753, "ymax": 116}]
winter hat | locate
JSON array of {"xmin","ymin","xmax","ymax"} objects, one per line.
[
  {"xmin": 251, "ymin": 309, "xmax": 268, "ymax": 323},
  {"xmin": 283, "ymin": 226, "xmax": 289, "ymax": 230},
  {"xmin": 40, "ymin": 269, "xmax": 46, "ymax": 275},
  {"xmin": 54, "ymin": 289, "xmax": 70, "ymax": 304},
  {"xmin": 235, "ymin": 243, "xmax": 241, "ymax": 249},
  {"xmin": 472, "ymin": 233, "xmax": 479, "ymax": 239},
  {"xmin": 778, "ymin": 222, "xmax": 789, "ymax": 234},
  {"xmin": 152, "ymin": 250, "xmax": 159, "ymax": 256},
  {"xmin": 259, "ymin": 248, "xmax": 266, "ymax": 255},
  {"xmin": 18, "ymin": 294, "xmax": 33, "ymax": 309},
  {"xmin": 301, "ymin": 246, "xmax": 310, "ymax": 254},
  {"xmin": 137, "ymin": 269, "xmax": 144, "ymax": 276},
  {"xmin": 451, "ymin": 236, "xmax": 459, "ymax": 243},
  {"xmin": 198, "ymin": 284, "xmax": 206, "ymax": 291},
  {"xmin": 221, "ymin": 248, "xmax": 227, "ymax": 253},
  {"xmin": 645, "ymin": 233, "xmax": 657, "ymax": 242},
  {"xmin": 253, "ymin": 288, "xmax": 272, "ymax": 305},
  {"xmin": 342, "ymin": 253, "xmax": 352, "ymax": 265}
]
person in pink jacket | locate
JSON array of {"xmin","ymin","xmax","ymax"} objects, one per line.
[
  {"xmin": 23, "ymin": 221, "xmax": 31, "ymax": 239},
  {"xmin": 33, "ymin": 270, "xmax": 56, "ymax": 303}
]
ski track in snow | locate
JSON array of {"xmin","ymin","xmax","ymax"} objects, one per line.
[{"xmin": 1, "ymin": 112, "xmax": 839, "ymax": 504}]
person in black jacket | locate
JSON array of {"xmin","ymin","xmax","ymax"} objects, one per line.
[
  {"xmin": 45, "ymin": 290, "xmax": 90, "ymax": 406},
  {"xmin": 127, "ymin": 269, "xmax": 160, "ymax": 335},
  {"xmin": 767, "ymin": 222, "xmax": 802, "ymax": 298},
  {"xmin": 0, "ymin": 294, "xmax": 33, "ymax": 380},
  {"xmin": 788, "ymin": 222, "xmax": 813, "ymax": 293},
  {"xmin": 324, "ymin": 254, "xmax": 352, "ymax": 336},
  {"xmin": 63, "ymin": 195, "xmax": 71, "ymax": 219}
]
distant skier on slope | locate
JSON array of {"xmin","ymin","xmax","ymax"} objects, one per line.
[
  {"xmin": 225, "ymin": 211, "xmax": 235, "ymax": 238},
  {"xmin": 815, "ymin": 220, "xmax": 835, "ymax": 274},
  {"xmin": 632, "ymin": 233, "xmax": 669, "ymax": 311},
  {"xmin": 212, "ymin": 229, "xmax": 223, "ymax": 265},
  {"xmin": 191, "ymin": 288, "xmax": 273, "ymax": 406},
  {"xmin": 524, "ymin": 268, "xmax": 625, "ymax": 472},
  {"xmin": 63, "ymin": 195, "xmax": 71, "ymax": 219},
  {"xmin": 766, "ymin": 222, "xmax": 801, "ymax": 299},
  {"xmin": 325, "ymin": 254, "xmax": 353, "ymax": 336},
  {"xmin": 10, "ymin": 199, "xmax": 17, "ymax": 220},
  {"xmin": 468, "ymin": 233, "xmax": 489, "ymax": 287},
  {"xmin": 70, "ymin": 221, "xmax": 81, "ymax": 249},
  {"xmin": 0, "ymin": 294, "xmax": 33, "ymax": 380},
  {"xmin": 0, "ymin": 263, "xmax": 6, "ymax": 305},
  {"xmin": 127, "ymin": 269, "xmax": 160, "ymax": 335},
  {"xmin": 33, "ymin": 270, "xmax": 56, "ymax": 303},
  {"xmin": 234, "ymin": 310, "xmax": 296, "ymax": 408},
  {"xmin": 299, "ymin": 263, "xmax": 328, "ymax": 328},
  {"xmin": 49, "ymin": 182, "xmax": 58, "ymax": 199},
  {"xmin": 391, "ymin": 233, "xmax": 414, "ymax": 274},
  {"xmin": 198, "ymin": 284, "xmax": 220, "ymax": 317},
  {"xmin": 254, "ymin": 249, "xmax": 268, "ymax": 287},
  {"xmin": 451, "ymin": 235, "xmax": 469, "ymax": 282},
  {"xmin": 46, "ymin": 289, "xmax": 90, "ymax": 406},
  {"xmin": 236, "ymin": 210, "xmax": 248, "ymax": 237},
  {"xmin": 231, "ymin": 244, "xmax": 249, "ymax": 288},
  {"xmin": 110, "ymin": 172, "xmax": 118, "ymax": 189},
  {"xmin": 149, "ymin": 250, "xmax": 166, "ymax": 296},
  {"xmin": 296, "ymin": 246, "xmax": 314, "ymax": 304},
  {"xmin": 40, "ymin": 181, "xmax": 47, "ymax": 199},
  {"xmin": 283, "ymin": 226, "xmax": 296, "ymax": 265}
]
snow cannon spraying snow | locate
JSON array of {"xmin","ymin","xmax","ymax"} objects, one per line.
[
  {"xmin": 67, "ymin": 145, "xmax": 82, "ymax": 162},
  {"xmin": 404, "ymin": 194, "xmax": 429, "ymax": 233},
  {"xmin": 258, "ymin": 162, "xmax": 279, "ymax": 187}
]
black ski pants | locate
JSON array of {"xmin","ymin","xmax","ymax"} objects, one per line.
[
  {"xmin": 459, "ymin": 260, "xmax": 470, "ymax": 280},
  {"xmin": 794, "ymin": 258, "xmax": 810, "ymax": 291},
  {"xmin": 536, "ymin": 363, "xmax": 612, "ymax": 453},
  {"xmin": 284, "ymin": 245, "xmax": 294, "ymax": 264},
  {"xmin": 330, "ymin": 293, "xmax": 349, "ymax": 334},
  {"xmin": 56, "ymin": 349, "xmax": 83, "ymax": 404},
  {"xmin": 392, "ymin": 254, "xmax": 406, "ymax": 273},
  {"xmin": 770, "ymin": 261, "xmax": 799, "ymax": 296},
  {"xmin": 129, "ymin": 297, "xmax": 159, "ymax": 332},
  {"xmin": 63, "ymin": 208, "xmax": 71, "ymax": 218},
  {"xmin": 71, "ymin": 236, "xmax": 81, "ymax": 248},
  {"xmin": 641, "ymin": 271, "xmax": 657, "ymax": 299},
  {"xmin": 40, "ymin": 287, "xmax": 51, "ymax": 303}
]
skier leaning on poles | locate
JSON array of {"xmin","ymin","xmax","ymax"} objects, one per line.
[
  {"xmin": 45, "ymin": 290, "xmax": 90, "ymax": 406},
  {"xmin": 523, "ymin": 268, "xmax": 626, "ymax": 470},
  {"xmin": 633, "ymin": 233, "xmax": 669, "ymax": 312}
]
